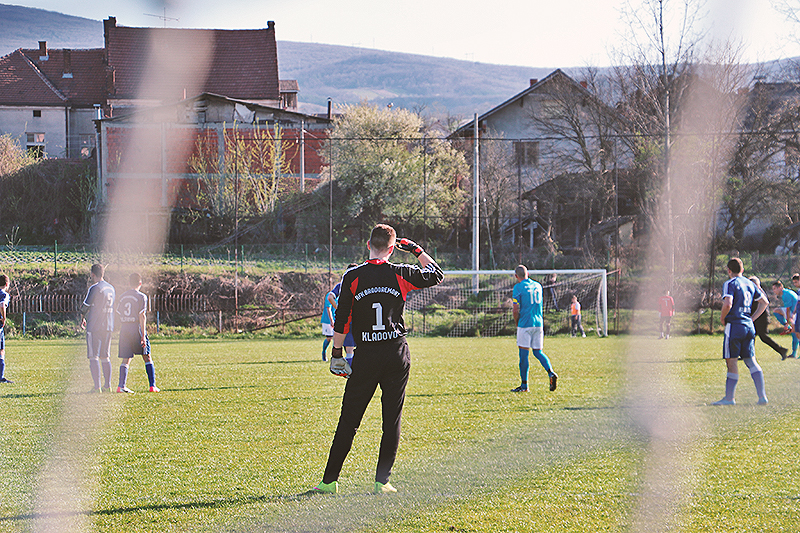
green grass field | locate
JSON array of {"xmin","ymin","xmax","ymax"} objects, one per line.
[{"xmin": 2, "ymin": 335, "xmax": 800, "ymax": 532}]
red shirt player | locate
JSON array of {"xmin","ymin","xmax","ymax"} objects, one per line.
[{"xmin": 658, "ymin": 290, "xmax": 675, "ymax": 339}]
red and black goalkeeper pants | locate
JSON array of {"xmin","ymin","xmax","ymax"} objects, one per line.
[{"xmin": 323, "ymin": 338, "xmax": 410, "ymax": 485}]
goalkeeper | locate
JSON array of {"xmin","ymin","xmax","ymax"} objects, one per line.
[{"xmin": 312, "ymin": 224, "xmax": 444, "ymax": 495}]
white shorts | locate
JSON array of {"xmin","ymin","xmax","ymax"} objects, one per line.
[
  {"xmin": 517, "ymin": 327, "xmax": 544, "ymax": 350},
  {"xmin": 321, "ymin": 323, "xmax": 334, "ymax": 337}
]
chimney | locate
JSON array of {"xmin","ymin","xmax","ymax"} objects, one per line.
[
  {"xmin": 106, "ymin": 67, "xmax": 116, "ymax": 95},
  {"xmin": 38, "ymin": 41, "xmax": 48, "ymax": 61},
  {"xmin": 62, "ymin": 49, "xmax": 73, "ymax": 78},
  {"xmin": 104, "ymin": 17, "xmax": 117, "ymax": 53},
  {"xmin": 530, "ymin": 78, "xmax": 538, "ymax": 86},
  {"xmin": 327, "ymin": 97, "xmax": 332, "ymax": 120},
  {"xmin": 267, "ymin": 20, "xmax": 275, "ymax": 30},
  {"xmin": 580, "ymin": 80, "xmax": 588, "ymax": 89}
]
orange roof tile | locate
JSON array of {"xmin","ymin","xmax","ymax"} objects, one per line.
[
  {"xmin": 0, "ymin": 49, "xmax": 67, "ymax": 106},
  {"xmin": 105, "ymin": 18, "xmax": 280, "ymax": 102}
]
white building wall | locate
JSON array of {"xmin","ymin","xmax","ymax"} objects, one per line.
[
  {"xmin": 0, "ymin": 106, "xmax": 98, "ymax": 158},
  {"xmin": 0, "ymin": 105, "xmax": 66, "ymax": 157}
]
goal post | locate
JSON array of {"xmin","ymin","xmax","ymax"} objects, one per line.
[{"xmin": 405, "ymin": 269, "xmax": 608, "ymax": 338}]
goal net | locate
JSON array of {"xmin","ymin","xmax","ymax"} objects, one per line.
[{"xmin": 405, "ymin": 269, "xmax": 608, "ymax": 338}]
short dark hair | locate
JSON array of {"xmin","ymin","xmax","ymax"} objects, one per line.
[
  {"xmin": 369, "ymin": 224, "xmax": 396, "ymax": 252},
  {"xmin": 727, "ymin": 258, "xmax": 743, "ymax": 274},
  {"xmin": 792, "ymin": 273, "xmax": 800, "ymax": 281},
  {"xmin": 0, "ymin": 274, "xmax": 8, "ymax": 288},
  {"xmin": 773, "ymin": 280, "xmax": 784, "ymax": 289},
  {"xmin": 129, "ymin": 273, "xmax": 142, "ymax": 287},
  {"xmin": 91, "ymin": 263, "xmax": 104, "ymax": 278},
  {"xmin": 515, "ymin": 265, "xmax": 528, "ymax": 280}
]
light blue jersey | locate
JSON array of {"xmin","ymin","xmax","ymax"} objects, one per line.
[
  {"xmin": 321, "ymin": 289, "xmax": 335, "ymax": 325},
  {"xmin": 513, "ymin": 278, "xmax": 543, "ymax": 328},
  {"xmin": 782, "ymin": 288, "xmax": 799, "ymax": 311}
]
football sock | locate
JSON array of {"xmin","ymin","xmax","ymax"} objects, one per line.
[
  {"xmin": 532, "ymin": 349, "xmax": 553, "ymax": 374},
  {"xmin": 118, "ymin": 365, "xmax": 129, "ymax": 388},
  {"xmin": 744, "ymin": 357, "xmax": 766, "ymax": 399},
  {"xmin": 102, "ymin": 360, "xmax": 112, "ymax": 389},
  {"xmin": 89, "ymin": 358, "xmax": 101, "ymax": 389},
  {"xmin": 518, "ymin": 348, "xmax": 529, "ymax": 384},
  {"xmin": 792, "ymin": 335, "xmax": 798, "ymax": 356},
  {"xmin": 724, "ymin": 372, "xmax": 738, "ymax": 401},
  {"xmin": 0, "ymin": 357, "xmax": 5, "ymax": 379},
  {"xmin": 145, "ymin": 362, "xmax": 156, "ymax": 387},
  {"xmin": 322, "ymin": 338, "xmax": 331, "ymax": 354}
]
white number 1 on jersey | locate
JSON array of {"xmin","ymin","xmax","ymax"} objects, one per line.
[{"xmin": 372, "ymin": 302, "xmax": 386, "ymax": 331}]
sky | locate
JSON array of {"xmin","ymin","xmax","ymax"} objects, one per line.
[{"xmin": 8, "ymin": 0, "xmax": 800, "ymax": 67}]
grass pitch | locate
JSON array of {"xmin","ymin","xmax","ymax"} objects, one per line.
[{"xmin": 1, "ymin": 335, "xmax": 800, "ymax": 532}]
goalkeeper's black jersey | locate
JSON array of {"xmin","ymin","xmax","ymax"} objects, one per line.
[{"xmin": 334, "ymin": 258, "xmax": 444, "ymax": 345}]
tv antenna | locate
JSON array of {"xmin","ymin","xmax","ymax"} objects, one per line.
[{"xmin": 144, "ymin": 8, "xmax": 179, "ymax": 27}]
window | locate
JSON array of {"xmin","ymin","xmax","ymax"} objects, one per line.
[
  {"xmin": 33, "ymin": 109, "xmax": 41, "ymax": 118},
  {"xmin": 26, "ymin": 132, "xmax": 45, "ymax": 158},
  {"xmin": 514, "ymin": 140, "xmax": 540, "ymax": 167}
]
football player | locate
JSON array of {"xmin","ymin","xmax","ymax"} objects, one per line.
[
  {"xmin": 115, "ymin": 273, "xmax": 159, "ymax": 393},
  {"xmin": 80, "ymin": 264, "xmax": 115, "ymax": 393},
  {"xmin": 713, "ymin": 258, "xmax": 768, "ymax": 405},
  {"xmin": 312, "ymin": 224, "xmax": 444, "ymax": 495}
]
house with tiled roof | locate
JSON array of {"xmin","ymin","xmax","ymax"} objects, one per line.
[
  {"xmin": 0, "ymin": 17, "xmax": 302, "ymax": 160},
  {"xmin": 0, "ymin": 42, "xmax": 105, "ymax": 158},
  {"xmin": 448, "ymin": 69, "xmax": 627, "ymax": 251},
  {"xmin": 102, "ymin": 17, "xmax": 284, "ymax": 112}
]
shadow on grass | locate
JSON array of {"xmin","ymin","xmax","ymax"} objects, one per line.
[
  {"xmin": 0, "ymin": 492, "xmax": 324, "ymax": 522},
  {"xmin": 408, "ymin": 390, "xmax": 499, "ymax": 398},
  {"xmin": 167, "ymin": 385, "xmax": 262, "ymax": 392},
  {"xmin": 239, "ymin": 359, "xmax": 323, "ymax": 365},
  {"xmin": 0, "ymin": 391, "xmax": 60, "ymax": 399}
]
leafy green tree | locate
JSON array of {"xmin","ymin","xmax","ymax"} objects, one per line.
[
  {"xmin": 0, "ymin": 134, "xmax": 36, "ymax": 176},
  {"xmin": 323, "ymin": 103, "xmax": 468, "ymax": 240}
]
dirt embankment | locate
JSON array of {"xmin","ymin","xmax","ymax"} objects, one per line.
[{"xmin": 9, "ymin": 268, "xmax": 338, "ymax": 313}]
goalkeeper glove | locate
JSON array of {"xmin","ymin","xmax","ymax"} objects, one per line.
[
  {"xmin": 396, "ymin": 238, "xmax": 424, "ymax": 257},
  {"xmin": 329, "ymin": 347, "xmax": 352, "ymax": 378}
]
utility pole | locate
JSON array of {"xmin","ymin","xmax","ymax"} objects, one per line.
[{"xmin": 472, "ymin": 114, "xmax": 480, "ymax": 293}]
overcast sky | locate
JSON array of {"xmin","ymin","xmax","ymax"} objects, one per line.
[{"xmin": 8, "ymin": 0, "xmax": 800, "ymax": 67}]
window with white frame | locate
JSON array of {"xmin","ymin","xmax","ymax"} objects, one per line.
[{"xmin": 26, "ymin": 132, "xmax": 45, "ymax": 158}]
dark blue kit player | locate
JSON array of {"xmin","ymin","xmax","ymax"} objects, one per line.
[
  {"xmin": 116, "ymin": 273, "xmax": 159, "ymax": 393},
  {"xmin": 713, "ymin": 258, "xmax": 769, "ymax": 406},
  {"xmin": 80, "ymin": 264, "xmax": 115, "ymax": 393}
]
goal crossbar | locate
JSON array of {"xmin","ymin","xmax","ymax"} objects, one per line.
[{"xmin": 403, "ymin": 269, "xmax": 608, "ymax": 337}]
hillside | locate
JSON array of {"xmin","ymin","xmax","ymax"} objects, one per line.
[
  {"xmin": 276, "ymin": 41, "xmax": 556, "ymax": 116},
  {"xmin": 0, "ymin": 3, "xmax": 554, "ymax": 117},
  {"xmin": 0, "ymin": 4, "xmax": 103, "ymax": 52}
]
